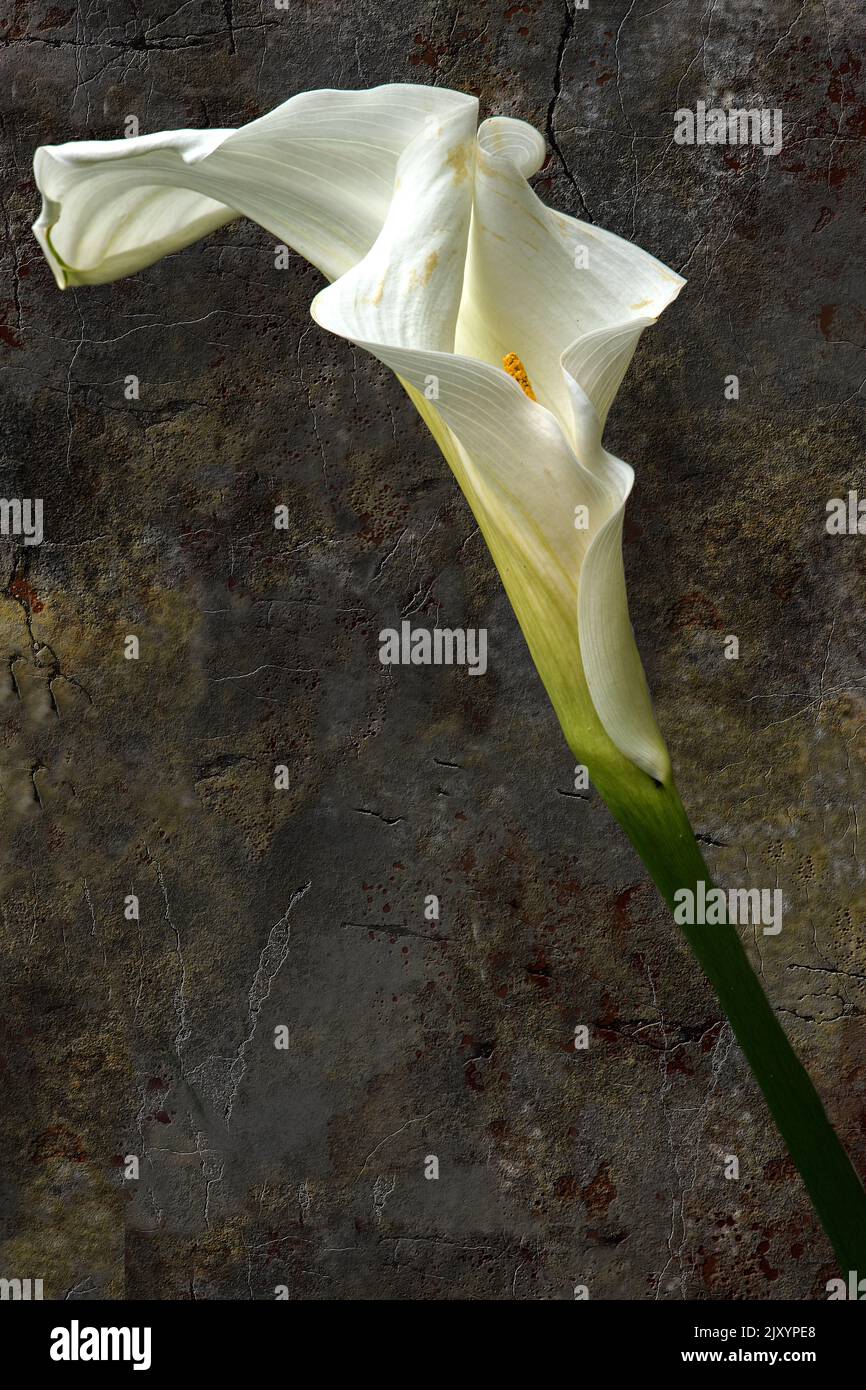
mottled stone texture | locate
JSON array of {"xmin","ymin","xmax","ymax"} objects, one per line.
[{"xmin": 0, "ymin": 0, "xmax": 864, "ymax": 1302}]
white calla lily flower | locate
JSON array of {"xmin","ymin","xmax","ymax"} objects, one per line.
[
  {"xmin": 32, "ymin": 82, "xmax": 683, "ymax": 794},
  {"xmin": 32, "ymin": 84, "xmax": 866, "ymax": 1275}
]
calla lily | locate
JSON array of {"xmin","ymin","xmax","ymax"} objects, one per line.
[
  {"xmin": 33, "ymin": 85, "xmax": 679, "ymax": 792},
  {"xmin": 32, "ymin": 83, "xmax": 866, "ymax": 1274}
]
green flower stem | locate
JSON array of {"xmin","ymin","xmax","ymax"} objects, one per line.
[
  {"xmin": 593, "ymin": 765, "xmax": 866, "ymax": 1276},
  {"xmin": 409, "ymin": 377, "xmax": 866, "ymax": 1272}
]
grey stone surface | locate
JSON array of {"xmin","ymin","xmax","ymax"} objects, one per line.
[{"xmin": 0, "ymin": 0, "xmax": 864, "ymax": 1299}]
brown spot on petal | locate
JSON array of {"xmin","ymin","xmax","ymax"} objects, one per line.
[{"xmin": 446, "ymin": 143, "xmax": 471, "ymax": 184}]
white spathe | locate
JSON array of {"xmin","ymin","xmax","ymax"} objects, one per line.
[{"xmin": 32, "ymin": 83, "xmax": 685, "ymax": 783}]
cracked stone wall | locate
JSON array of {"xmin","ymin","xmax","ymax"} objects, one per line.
[{"xmin": 1, "ymin": 0, "xmax": 865, "ymax": 1300}]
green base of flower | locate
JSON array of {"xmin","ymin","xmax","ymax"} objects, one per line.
[{"xmin": 593, "ymin": 763, "xmax": 866, "ymax": 1278}]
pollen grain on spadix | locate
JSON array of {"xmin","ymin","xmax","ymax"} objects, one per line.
[{"xmin": 502, "ymin": 351, "xmax": 537, "ymax": 401}]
